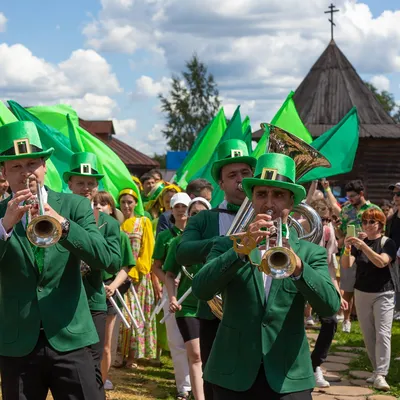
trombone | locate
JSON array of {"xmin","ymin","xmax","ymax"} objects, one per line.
[{"xmin": 25, "ymin": 177, "xmax": 62, "ymax": 247}]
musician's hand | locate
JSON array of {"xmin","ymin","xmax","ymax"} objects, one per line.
[
  {"xmin": 246, "ymin": 213, "xmax": 274, "ymax": 243},
  {"xmin": 105, "ymin": 285, "xmax": 115, "ymax": 298},
  {"xmin": 169, "ymin": 297, "xmax": 182, "ymax": 314},
  {"xmin": 30, "ymin": 203, "xmax": 65, "ymax": 224},
  {"xmin": 2, "ymin": 189, "xmax": 33, "ymax": 232},
  {"xmin": 153, "ymin": 285, "xmax": 163, "ymax": 302}
]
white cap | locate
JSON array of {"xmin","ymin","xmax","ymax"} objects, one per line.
[
  {"xmin": 170, "ymin": 192, "xmax": 191, "ymax": 208},
  {"xmin": 188, "ymin": 197, "xmax": 212, "ymax": 213}
]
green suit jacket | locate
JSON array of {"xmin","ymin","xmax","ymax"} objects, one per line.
[
  {"xmin": 0, "ymin": 189, "xmax": 113, "ymax": 357},
  {"xmin": 83, "ymin": 212, "xmax": 121, "ymax": 312},
  {"xmin": 192, "ymin": 233, "xmax": 341, "ymax": 394},
  {"xmin": 176, "ymin": 210, "xmax": 220, "ymax": 319}
]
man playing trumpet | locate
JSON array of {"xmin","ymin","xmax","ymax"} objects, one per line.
[
  {"xmin": 0, "ymin": 121, "xmax": 113, "ymax": 399},
  {"xmin": 192, "ymin": 153, "xmax": 340, "ymax": 400}
]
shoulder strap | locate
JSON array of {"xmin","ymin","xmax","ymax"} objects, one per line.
[{"xmin": 381, "ymin": 235, "xmax": 389, "ymax": 247}]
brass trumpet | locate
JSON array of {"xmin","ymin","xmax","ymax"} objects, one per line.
[{"xmin": 25, "ymin": 178, "xmax": 62, "ymax": 247}]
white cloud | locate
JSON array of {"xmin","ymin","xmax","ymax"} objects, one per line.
[
  {"xmin": 83, "ymin": 0, "xmax": 400, "ymax": 128},
  {"xmin": 60, "ymin": 94, "xmax": 117, "ymax": 120},
  {"xmin": 0, "ymin": 43, "xmax": 121, "ymax": 119},
  {"xmin": 113, "ymin": 118, "xmax": 137, "ymax": 136},
  {"xmin": 0, "ymin": 13, "xmax": 6, "ymax": 32},
  {"xmin": 134, "ymin": 75, "xmax": 171, "ymax": 98},
  {"xmin": 370, "ymin": 75, "xmax": 390, "ymax": 92},
  {"xmin": 121, "ymin": 123, "xmax": 166, "ymax": 155}
]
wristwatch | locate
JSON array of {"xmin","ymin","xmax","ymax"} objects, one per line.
[{"xmin": 60, "ymin": 218, "xmax": 70, "ymax": 240}]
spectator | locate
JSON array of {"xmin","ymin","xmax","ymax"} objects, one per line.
[
  {"xmin": 156, "ymin": 179, "xmax": 214, "ymax": 236},
  {"xmin": 335, "ymin": 180, "xmax": 380, "ymax": 333},
  {"xmin": 149, "ymin": 169, "xmax": 163, "ymax": 182},
  {"xmin": 140, "ymin": 173, "xmax": 156, "ymax": 204},
  {"xmin": 341, "ymin": 208, "xmax": 396, "ymax": 392},
  {"xmin": 379, "ymin": 199, "xmax": 394, "ymax": 219}
]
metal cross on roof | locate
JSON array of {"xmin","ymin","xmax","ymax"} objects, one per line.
[{"xmin": 324, "ymin": 3, "xmax": 339, "ymax": 40}]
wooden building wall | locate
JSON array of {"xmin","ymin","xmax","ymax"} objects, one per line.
[{"xmin": 324, "ymin": 138, "xmax": 400, "ymax": 203}]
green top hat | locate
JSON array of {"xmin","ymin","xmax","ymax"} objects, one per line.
[
  {"xmin": 211, "ymin": 139, "xmax": 256, "ymax": 183},
  {"xmin": 242, "ymin": 153, "xmax": 306, "ymax": 206},
  {"xmin": 63, "ymin": 152, "xmax": 104, "ymax": 183},
  {"xmin": 0, "ymin": 121, "xmax": 54, "ymax": 163}
]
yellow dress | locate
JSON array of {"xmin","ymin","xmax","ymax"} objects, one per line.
[{"xmin": 119, "ymin": 216, "xmax": 157, "ymax": 359}]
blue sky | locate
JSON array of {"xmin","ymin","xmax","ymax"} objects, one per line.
[{"xmin": 0, "ymin": 0, "xmax": 399, "ymax": 155}]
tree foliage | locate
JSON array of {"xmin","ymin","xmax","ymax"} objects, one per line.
[
  {"xmin": 152, "ymin": 153, "xmax": 166, "ymax": 169},
  {"xmin": 365, "ymin": 82, "xmax": 400, "ymax": 123},
  {"xmin": 159, "ymin": 55, "xmax": 221, "ymax": 151}
]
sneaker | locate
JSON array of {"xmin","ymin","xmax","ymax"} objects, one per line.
[
  {"xmin": 394, "ymin": 311, "xmax": 400, "ymax": 321},
  {"xmin": 342, "ymin": 320, "xmax": 351, "ymax": 333},
  {"xmin": 373, "ymin": 375, "xmax": 390, "ymax": 391},
  {"xmin": 104, "ymin": 380, "xmax": 114, "ymax": 391},
  {"xmin": 314, "ymin": 366, "xmax": 330, "ymax": 388},
  {"xmin": 336, "ymin": 313, "xmax": 344, "ymax": 322},
  {"xmin": 366, "ymin": 373, "xmax": 377, "ymax": 383},
  {"xmin": 306, "ymin": 316, "xmax": 315, "ymax": 326}
]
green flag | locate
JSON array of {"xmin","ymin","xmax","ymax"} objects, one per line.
[
  {"xmin": 10, "ymin": 102, "xmax": 143, "ymax": 215},
  {"xmin": 0, "ymin": 101, "xmax": 18, "ymax": 125},
  {"xmin": 298, "ymin": 107, "xmax": 359, "ymax": 183},
  {"xmin": 252, "ymin": 91, "xmax": 312, "ymax": 159},
  {"xmin": 176, "ymin": 108, "xmax": 227, "ymax": 189},
  {"xmin": 191, "ymin": 106, "xmax": 243, "ymax": 207}
]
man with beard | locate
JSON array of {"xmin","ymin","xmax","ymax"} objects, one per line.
[
  {"xmin": 334, "ymin": 180, "xmax": 379, "ymax": 333},
  {"xmin": 176, "ymin": 138, "xmax": 256, "ymax": 399},
  {"xmin": 65, "ymin": 152, "xmax": 121, "ymax": 390},
  {"xmin": 192, "ymin": 153, "xmax": 340, "ymax": 400}
]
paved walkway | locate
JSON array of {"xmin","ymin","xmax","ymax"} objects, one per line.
[{"xmin": 307, "ymin": 331, "xmax": 397, "ymax": 400}]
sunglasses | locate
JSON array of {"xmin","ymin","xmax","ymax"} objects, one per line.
[
  {"xmin": 362, "ymin": 219, "xmax": 378, "ymax": 225},
  {"xmin": 347, "ymin": 193, "xmax": 360, "ymax": 199},
  {"xmin": 393, "ymin": 192, "xmax": 400, "ymax": 197},
  {"xmin": 321, "ymin": 218, "xmax": 331, "ymax": 223}
]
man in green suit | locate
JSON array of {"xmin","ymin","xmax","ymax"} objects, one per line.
[
  {"xmin": 64, "ymin": 152, "xmax": 121, "ymax": 381},
  {"xmin": 192, "ymin": 153, "xmax": 341, "ymax": 400},
  {"xmin": 176, "ymin": 138, "xmax": 256, "ymax": 399},
  {"xmin": 0, "ymin": 121, "xmax": 114, "ymax": 399}
]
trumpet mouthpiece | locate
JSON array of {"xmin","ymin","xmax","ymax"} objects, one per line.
[{"xmin": 237, "ymin": 183, "xmax": 243, "ymax": 192}]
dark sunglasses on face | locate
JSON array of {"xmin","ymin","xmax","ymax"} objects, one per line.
[
  {"xmin": 347, "ymin": 193, "xmax": 359, "ymax": 199},
  {"xmin": 362, "ymin": 219, "xmax": 378, "ymax": 225},
  {"xmin": 321, "ymin": 218, "xmax": 331, "ymax": 223},
  {"xmin": 393, "ymin": 192, "xmax": 400, "ymax": 197}
]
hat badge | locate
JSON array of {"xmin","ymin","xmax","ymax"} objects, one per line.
[
  {"xmin": 14, "ymin": 139, "xmax": 32, "ymax": 155},
  {"xmin": 231, "ymin": 149, "xmax": 243, "ymax": 158},
  {"xmin": 80, "ymin": 163, "xmax": 92, "ymax": 175}
]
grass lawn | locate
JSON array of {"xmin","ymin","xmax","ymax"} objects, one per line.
[
  {"xmin": 2, "ymin": 320, "xmax": 400, "ymax": 399},
  {"xmin": 331, "ymin": 319, "xmax": 400, "ymax": 397}
]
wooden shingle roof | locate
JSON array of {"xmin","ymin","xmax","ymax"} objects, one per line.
[
  {"xmin": 79, "ymin": 119, "xmax": 159, "ymax": 170},
  {"xmin": 253, "ymin": 39, "xmax": 400, "ymax": 140},
  {"xmin": 293, "ymin": 39, "xmax": 400, "ymax": 138}
]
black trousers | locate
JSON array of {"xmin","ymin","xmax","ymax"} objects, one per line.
[
  {"xmin": 0, "ymin": 331, "xmax": 104, "ymax": 400},
  {"xmin": 213, "ymin": 365, "xmax": 312, "ymax": 400},
  {"xmin": 199, "ymin": 318, "xmax": 221, "ymax": 400},
  {"xmin": 311, "ymin": 315, "xmax": 337, "ymax": 370}
]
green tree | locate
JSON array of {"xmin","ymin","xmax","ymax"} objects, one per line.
[
  {"xmin": 159, "ymin": 55, "xmax": 221, "ymax": 151},
  {"xmin": 365, "ymin": 82, "xmax": 400, "ymax": 122},
  {"xmin": 152, "ymin": 153, "xmax": 166, "ymax": 169}
]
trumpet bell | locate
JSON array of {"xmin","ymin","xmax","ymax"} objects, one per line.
[
  {"xmin": 260, "ymin": 247, "xmax": 297, "ymax": 279},
  {"xmin": 26, "ymin": 215, "xmax": 62, "ymax": 248}
]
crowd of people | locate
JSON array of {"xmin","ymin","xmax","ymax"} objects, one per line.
[{"xmin": 0, "ymin": 121, "xmax": 399, "ymax": 400}]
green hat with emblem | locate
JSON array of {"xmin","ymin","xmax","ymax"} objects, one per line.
[
  {"xmin": 211, "ymin": 139, "xmax": 256, "ymax": 184},
  {"xmin": 0, "ymin": 121, "xmax": 54, "ymax": 163},
  {"xmin": 242, "ymin": 153, "xmax": 306, "ymax": 206},
  {"xmin": 63, "ymin": 152, "xmax": 104, "ymax": 183}
]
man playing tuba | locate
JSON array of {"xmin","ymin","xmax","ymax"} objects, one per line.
[{"xmin": 192, "ymin": 153, "xmax": 340, "ymax": 400}]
